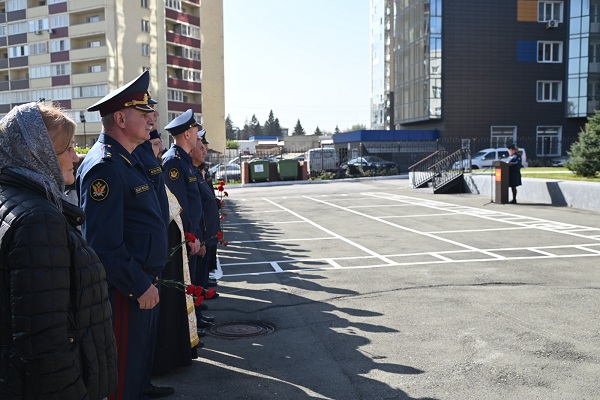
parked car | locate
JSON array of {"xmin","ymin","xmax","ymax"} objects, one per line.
[
  {"xmin": 212, "ymin": 164, "xmax": 241, "ymax": 181},
  {"xmin": 341, "ymin": 156, "xmax": 397, "ymax": 171},
  {"xmin": 305, "ymin": 148, "xmax": 339, "ymax": 174},
  {"xmin": 456, "ymin": 147, "xmax": 528, "ymax": 170},
  {"xmin": 551, "ymin": 156, "xmax": 570, "ymax": 167}
]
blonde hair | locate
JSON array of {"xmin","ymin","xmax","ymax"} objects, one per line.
[{"xmin": 38, "ymin": 102, "xmax": 76, "ymax": 155}]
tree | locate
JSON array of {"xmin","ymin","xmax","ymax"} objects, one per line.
[
  {"xmin": 334, "ymin": 125, "xmax": 341, "ymax": 135},
  {"xmin": 249, "ymin": 114, "xmax": 263, "ymax": 137},
  {"xmin": 349, "ymin": 124, "xmax": 367, "ymax": 131},
  {"xmin": 225, "ymin": 115, "xmax": 237, "ymax": 140},
  {"xmin": 292, "ymin": 119, "xmax": 306, "ymax": 136},
  {"xmin": 568, "ymin": 112, "xmax": 600, "ymax": 177},
  {"xmin": 263, "ymin": 110, "xmax": 282, "ymax": 136},
  {"xmin": 239, "ymin": 120, "xmax": 251, "ymax": 140},
  {"xmin": 314, "ymin": 126, "xmax": 323, "ymax": 136}
]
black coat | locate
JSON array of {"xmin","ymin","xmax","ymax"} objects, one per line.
[{"xmin": 0, "ymin": 169, "xmax": 117, "ymax": 399}]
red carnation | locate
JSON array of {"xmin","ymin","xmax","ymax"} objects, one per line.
[
  {"xmin": 216, "ymin": 231, "xmax": 223, "ymax": 239},
  {"xmin": 194, "ymin": 296, "xmax": 204, "ymax": 306},
  {"xmin": 186, "ymin": 285, "xmax": 195, "ymax": 295},
  {"xmin": 184, "ymin": 232, "xmax": 196, "ymax": 243}
]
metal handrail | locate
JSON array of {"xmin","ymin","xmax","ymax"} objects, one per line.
[
  {"xmin": 408, "ymin": 150, "xmax": 448, "ymax": 188},
  {"xmin": 431, "ymin": 148, "xmax": 471, "ymax": 191}
]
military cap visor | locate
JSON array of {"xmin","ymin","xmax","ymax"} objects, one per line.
[
  {"xmin": 197, "ymin": 129, "xmax": 209, "ymax": 144},
  {"xmin": 88, "ymin": 70, "xmax": 155, "ymax": 117},
  {"xmin": 164, "ymin": 109, "xmax": 198, "ymax": 136}
]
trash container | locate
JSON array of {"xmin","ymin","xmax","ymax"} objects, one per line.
[
  {"xmin": 277, "ymin": 159, "xmax": 298, "ymax": 180},
  {"xmin": 248, "ymin": 160, "xmax": 270, "ymax": 182}
]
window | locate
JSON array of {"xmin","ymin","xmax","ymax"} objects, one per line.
[
  {"xmin": 29, "ymin": 19, "xmax": 49, "ymax": 33},
  {"xmin": 7, "ymin": 22, "xmax": 28, "ymax": 36},
  {"xmin": 181, "ymin": 46, "xmax": 201, "ymax": 61},
  {"xmin": 142, "ymin": 43, "xmax": 150, "ymax": 56},
  {"xmin": 29, "ymin": 42, "xmax": 48, "ymax": 55},
  {"xmin": 166, "ymin": 0, "xmax": 182, "ymax": 12},
  {"xmin": 168, "ymin": 90, "xmax": 184, "ymax": 102},
  {"xmin": 8, "ymin": 45, "xmax": 28, "ymax": 58},
  {"xmin": 490, "ymin": 126, "xmax": 516, "ymax": 148},
  {"xmin": 73, "ymin": 84, "xmax": 108, "ymax": 99},
  {"xmin": 536, "ymin": 126, "xmax": 561, "ymax": 156},
  {"xmin": 537, "ymin": 81, "xmax": 562, "ymax": 102},
  {"xmin": 181, "ymin": 69, "xmax": 200, "ymax": 82},
  {"xmin": 88, "ymin": 41, "xmax": 101, "ymax": 48},
  {"xmin": 30, "ymin": 65, "xmax": 51, "ymax": 79},
  {"xmin": 538, "ymin": 41, "xmax": 562, "ymax": 63},
  {"xmin": 52, "ymin": 63, "xmax": 69, "ymax": 76},
  {"xmin": 50, "ymin": 39, "xmax": 70, "ymax": 52},
  {"xmin": 88, "ymin": 65, "xmax": 102, "ymax": 73},
  {"xmin": 141, "ymin": 0, "xmax": 149, "ymax": 8},
  {"xmin": 49, "ymin": 15, "xmax": 68, "ymax": 29},
  {"xmin": 48, "ymin": 0, "xmax": 67, "ymax": 4},
  {"xmin": 7, "ymin": 0, "xmax": 26, "ymax": 12},
  {"xmin": 141, "ymin": 20, "xmax": 150, "ymax": 32},
  {"xmin": 538, "ymin": 1, "xmax": 563, "ymax": 22},
  {"xmin": 178, "ymin": 24, "xmax": 200, "ymax": 39},
  {"xmin": 86, "ymin": 16, "xmax": 101, "ymax": 23}
]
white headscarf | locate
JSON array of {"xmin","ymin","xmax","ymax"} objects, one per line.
[{"xmin": 0, "ymin": 102, "xmax": 67, "ymax": 209}]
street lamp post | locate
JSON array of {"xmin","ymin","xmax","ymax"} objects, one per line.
[{"xmin": 79, "ymin": 112, "xmax": 87, "ymax": 148}]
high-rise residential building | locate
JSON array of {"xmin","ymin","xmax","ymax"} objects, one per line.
[
  {"xmin": 371, "ymin": 0, "xmax": 596, "ymax": 162},
  {"xmin": 0, "ymin": 0, "xmax": 225, "ymax": 152}
]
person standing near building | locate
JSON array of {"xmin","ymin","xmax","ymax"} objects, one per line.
[
  {"xmin": 77, "ymin": 70, "xmax": 171, "ymax": 400},
  {"xmin": 0, "ymin": 102, "xmax": 117, "ymax": 399},
  {"xmin": 506, "ymin": 143, "xmax": 523, "ymax": 204},
  {"xmin": 191, "ymin": 130, "xmax": 222, "ymax": 293}
]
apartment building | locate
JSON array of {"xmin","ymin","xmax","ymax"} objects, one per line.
[
  {"xmin": 0, "ymin": 0, "xmax": 225, "ymax": 152},
  {"xmin": 371, "ymin": 0, "xmax": 597, "ymax": 162}
]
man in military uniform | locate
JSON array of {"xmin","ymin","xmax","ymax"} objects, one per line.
[{"xmin": 76, "ymin": 70, "xmax": 173, "ymax": 400}]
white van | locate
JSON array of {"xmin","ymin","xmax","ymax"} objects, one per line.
[
  {"xmin": 467, "ymin": 147, "xmax": 528, "ymax": 169},
  {"xmin": 305, "ymin": 148, "xmax": 339, "ymax": 174}
]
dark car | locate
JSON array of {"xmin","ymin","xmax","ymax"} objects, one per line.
[{"xmin": 341, "ymin": 156, "xmax": 398, "ymax": 171}]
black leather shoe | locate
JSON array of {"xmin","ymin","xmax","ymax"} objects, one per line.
[
  {"xmin": 200, "ymin": 303, "xmax": 208, "ymax": 310},
  {"xmin": 198, "ymin": 329, "xmax": 207, "ymax": 337},
  {"xmin": 207, "ymin": 278, "xmax": 218, "ymax": 287},
  {"xmin": 200, "ymin": 314, "xmax": 215, "ymax": 323},
  {"xmin": 143, "ymin": 384, "xmax": 175, "ymax": 398},
  {"xmin": 197, "ymin": 319, "xmax": 212, "ymax": 329}
]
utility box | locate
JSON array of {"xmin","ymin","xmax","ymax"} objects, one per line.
[
  {"xmin": 248, "ymin": 160, "xmax": 270, "ymax": 182},
  {"xmin": 493, "ymin": 161, "xmax": 509, "ymax": 204},
  {"xmin": 277, "ymin": 159, "xmax": 298, "ymax": 180}
]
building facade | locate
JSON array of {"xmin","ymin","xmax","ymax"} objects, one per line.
[
  {"xmin": 0, "ymin": 0, "xmax": 225, "ymax": 152},
  {"xmin": 371, "ymin": 0, "xmax": 597, "ymax": 162}
]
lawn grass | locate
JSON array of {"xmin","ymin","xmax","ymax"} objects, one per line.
[{"xmin": 521, "ymin": 167, "xmax": 600, "ymax": 182}]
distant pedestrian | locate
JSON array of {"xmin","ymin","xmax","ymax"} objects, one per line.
[{"xmin": 506, "ymin": 143, "xmax": 522, "ymax": 204}]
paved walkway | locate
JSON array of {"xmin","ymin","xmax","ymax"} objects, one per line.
[{"xmin": 155, "ymin": 178, "xmax": 600, "ymax": 400}]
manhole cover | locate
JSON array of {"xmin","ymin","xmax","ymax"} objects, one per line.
[{"xmin": 208, "ymin": 321, "xmax": 275, "ymax": 339}]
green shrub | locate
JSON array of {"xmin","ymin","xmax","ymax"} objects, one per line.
[{"xmin": 568, "ymin": 112, "xmax": 600, "ymax": 177}]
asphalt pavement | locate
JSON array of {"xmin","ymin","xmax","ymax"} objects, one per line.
[{"xmin": 154, "ymin": 177, "xmax": 600, "ymax": 400}]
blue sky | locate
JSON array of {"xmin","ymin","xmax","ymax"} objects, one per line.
[{"xmin": 223, "ymin": 0, "xmax": 371, "ymax": 134}]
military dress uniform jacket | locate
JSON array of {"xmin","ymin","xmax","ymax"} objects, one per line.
[
  {"xmin": 133, "ymin": 141, "xmax": 170, "ymax": 227},
  {"xmin": 162, "ymin": 144, "xmax": 203, "ymax": 243},
  {"xmin": 196, "ymin": 168, "xmax": 221, "ymax": 246},
  {"xmin": 0, "ymin": 168, "xmax": 117, "ymax": 400},
  {"xmin": 77, "ymin": 133, "xmax": 168, "ymax": 298}
]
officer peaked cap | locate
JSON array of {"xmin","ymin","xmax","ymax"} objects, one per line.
[
  {"xmin": 164, "ymin": 109, "xmax": 198, "ymax": 136},
  {"xmin": 88, "ymin": 70, "xmax": 155, "ymax": 117},
  {"xmin": 197, "ymin": 129, "xmax": 209, "ymax": 145}
]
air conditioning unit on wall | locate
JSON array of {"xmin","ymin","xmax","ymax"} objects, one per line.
[{"xmin": 546, "ymin": 20, "xmax": 559, "ymax": 29}]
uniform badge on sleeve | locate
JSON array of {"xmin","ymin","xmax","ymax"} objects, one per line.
[
  {"xmin": 169, "ymin": 168, "xmax": 180, "ymax": 180},
  {"xmin": 90, "ymin": 179, "xmax": 109, "ymax": 201}
]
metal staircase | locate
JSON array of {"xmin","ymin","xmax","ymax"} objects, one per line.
[{"xmin": 409, "ymin": 149, "xmax": 471, "ymax": 194}]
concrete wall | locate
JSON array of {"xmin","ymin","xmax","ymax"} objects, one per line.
[{"xmin": 464, "ymin": 173, "xmax": 600, "ymax": 211}]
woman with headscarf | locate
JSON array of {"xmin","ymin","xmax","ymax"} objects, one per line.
[{"xmin": 0, "ymin": 102, "xmax": 117, "ymax": 399}]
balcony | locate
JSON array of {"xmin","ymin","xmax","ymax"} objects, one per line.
[
  {"xmin": 71, "ymin": 70, "xmax": 108, "ymax": 85},
  {"xmin": 165, "ymin": 8, "xmax": 200, "ymax": 25},
  {"xmin": 11, "ymin": 79, "xmax": 29, "ymax": 90},
  {"xmin": 166, "ymin": 31, "xmax": 200, "ymax": 48},
  {"xmin": 167, "ymin": 54, "xmax": 201, "ymax": 70},
  {"xmin": 69, "ymin": 21, "xmax": 107, "ymax": 37},
  {"xmin": 168, "ymin": 101, "xmax": 201, "ymax": 113},
  {"xmin": 71, "ymin": 46, "xmax": 107, "ymax": 62},
  {"xmin": 167, "ymin": 78, "xmax": 201, "ymax": 92},
  {"xmin": 0, "ymin": 81, "xmax": 9, "ymax": 92}
]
